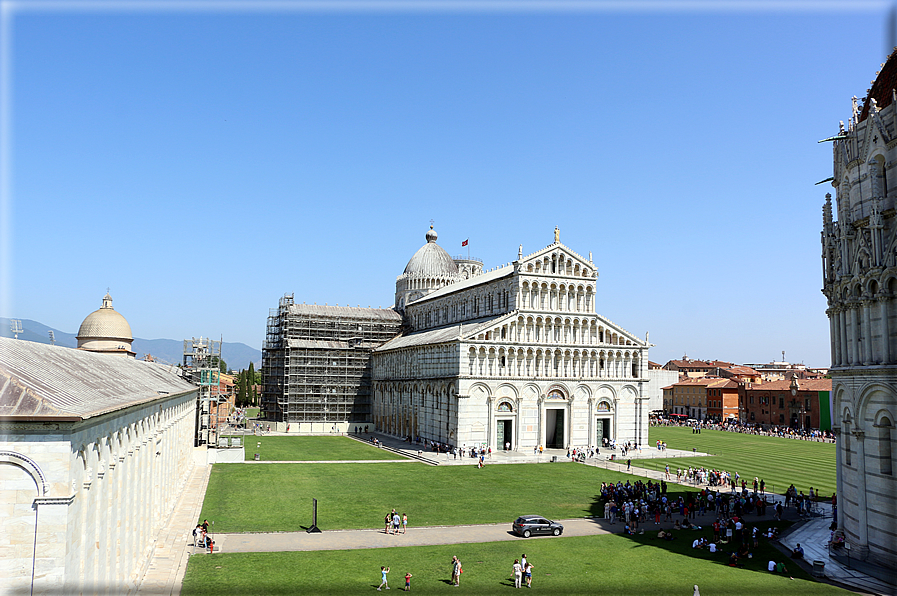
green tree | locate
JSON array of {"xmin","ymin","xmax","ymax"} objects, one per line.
[
  {"xmin": 219, "ymin": 358, "xmax": 228, "ymax": 373},
  {"xmin": 247, "ymin": 362, "xmax": 257, "ymax": 406},
  {"xmin": 235, "ymin": 369, "xmax": 248, "ymax": 407}
]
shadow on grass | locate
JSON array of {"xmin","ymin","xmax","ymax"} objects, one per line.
[{"xmin": 623, "ymin": 520, "xmax": 814, "ymax": 580}]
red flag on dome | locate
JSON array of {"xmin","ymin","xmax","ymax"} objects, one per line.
[{"xmin": 461, "ymin": 239, "xmax": 468, "ymax": 247}]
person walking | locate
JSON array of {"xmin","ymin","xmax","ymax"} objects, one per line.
[
  {"xmin": 525, "ymin": 562, "xmax": 533, "ymax": 588},
  {"xmin": 402, "ymin": 513, "xmax": 408, "ymax": 534},
  {"xmin": 512, "ymin": 559, "xmax": 523, "ymax": 588},
  {"xmin": 377, "ymin": 566, "xmax": 390, "ymax": 590}
]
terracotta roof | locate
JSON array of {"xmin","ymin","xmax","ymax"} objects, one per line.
[
  {"xmin": 860, "ymin": 47, "xmax": 897, "ymax": 122},
  {"xmin": 743, "ymin": 379, "xmax": 832, "ymax": 392},
  {"xmin": 723, "ymin": 366, "xmax": 759, "ymax": 376}
]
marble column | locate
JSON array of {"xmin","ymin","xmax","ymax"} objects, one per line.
[
  {"xmin": 862, "ymin": 301, "xmax": 873, "ymax": 364},
  {"xmin": 839, "ymin": 308, "xmax": 849, "ymax": 365},
  {"xmin": 854, "ymin": 431, "xmax": 869, "ymax": 555}
]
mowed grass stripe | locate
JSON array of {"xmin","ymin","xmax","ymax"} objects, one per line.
[
  {"xmin": 644, "ymin": 427, "xmax": 835, "ymax": 496},
  {"xmin": 223, "ymin": 435, "xmax": 408, "ymax": 461},
  {"xmin": 181, "ymin": 534, "xmax": 852, "ymax": 596},
  {"xmin": 199, "ymin": 462, "xmax": 687, "ymax": 533}
]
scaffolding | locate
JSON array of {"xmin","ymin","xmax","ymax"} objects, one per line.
[
  {"xmin": 183, "ymin": 336, "xmax": 223, "ymax": 446},
  {"xmin": 261, "ymin": 294, "xmax": 402, "ymax": 424}
]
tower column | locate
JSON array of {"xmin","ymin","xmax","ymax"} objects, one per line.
[
  {"xmin": 879, "ymin": 296, "xmax": 891, "ymax": 364},
  {"xmin": 854, "ymin": 431, "xmax": 869, "ymax": 557},
  {"xmin": 828, "ymin": 309, "xmax": 838, "ymax": 367},
  {"xmin": 862, "ymin": 300, "xmax": 874, "ymax": 364},
  {"xmin": 839, "ymin": 308, "xmax": 849, "ymax": 366}
]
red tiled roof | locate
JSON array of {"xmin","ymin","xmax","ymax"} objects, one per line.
[
  {"xmin": 860, "ymin": 47, "xmax": 897, "ymax": 122},
  {"xmin": 743, "ymin": 379, "xmax": 832, "ymax": 392}
]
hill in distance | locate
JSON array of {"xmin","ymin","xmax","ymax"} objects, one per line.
[{"xmin": 0, "ymin": 317, "xmax": 261, "ymax": 371}]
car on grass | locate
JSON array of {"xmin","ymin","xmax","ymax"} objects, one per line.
[{"xmin": 512, "ymin": 515, "xmax": 564, "ymax": 538}]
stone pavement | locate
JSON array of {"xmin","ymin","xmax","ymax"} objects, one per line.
[
  {"xmin": 779, "ymin": 513, "xmax": 895, "ymax": 596},
  {"xmin": 210, "ymin": 518, "xmax": 612, "ymax": 554}
]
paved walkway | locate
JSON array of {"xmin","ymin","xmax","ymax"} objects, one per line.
[
  {"xmin": 134, "ymin": 449, "xmax": 211, "ymax": 596},
  {"xmin": 210, "ymin": 518, "xmax": 612, "ymax": 554}
]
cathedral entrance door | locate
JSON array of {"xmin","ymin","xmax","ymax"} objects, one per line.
[
  {"xmin": 545, "ymin": 409, "xmax": 565, "ymax": 449},
  {"xmin": 496, "ymin": 419, "xmax": 512, "ymax": 450},
  {"xmin": 597, "ymin": 418, "xmax": 611, "ymax": 444}
]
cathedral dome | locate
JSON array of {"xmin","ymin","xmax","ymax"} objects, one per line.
[
  {"xmin": 77, "ymin": 293, "xmax": 135, "ymax": 357},
  {"xmin": 403, "ymin": 226, "xmax": 459, "ymax": 277}
]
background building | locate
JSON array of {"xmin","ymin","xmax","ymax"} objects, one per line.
[
  {"xmin": 821, "ymin": 49, "xmax": 897, "ymax": 574},
  {"xmin": 738, "ymin": 377, "xmax": 831, "ymax": 430},
  {"xmin": 261, "ymin": 295, "xmax": 402, "ymax": 429}
]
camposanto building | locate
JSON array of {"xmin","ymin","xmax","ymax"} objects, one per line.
[
  {"xmin": 372, "ymin": 227, "xmax": 651, "ymax": 450},
  {"xmin": 821, "ymin": 50, "xmax": 897, "ymax": 574},
  {"xmin": 0, "ymin": 337, "xmax": 197, "ymax": 595}
]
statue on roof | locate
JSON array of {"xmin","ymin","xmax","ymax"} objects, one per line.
[{"xmin": 554, "ymin": 226, "xmax": 560, "ymax": 243}]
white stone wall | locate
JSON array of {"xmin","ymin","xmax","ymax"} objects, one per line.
[
  {"xmin": 831, "ymin": 371, "xmax": 897, "ymax": 568},
  {"xmin": 646, "ymin": 369, "xmax": 680, "ymax": 412},
  {"xmin": 0, "ymin": 390, "xmax": 197, "ymax": 595}
]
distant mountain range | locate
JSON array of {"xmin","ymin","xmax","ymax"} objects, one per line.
[{"xmin": 0, "ymin": 317, "xmax": 261, "ymax": 371}]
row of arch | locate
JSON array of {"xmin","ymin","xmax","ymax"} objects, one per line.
[
  {"xmin": 523, "ymin": 252, "xmax": 592, "ymax": 278},
  {"xmin": 374, "ymin": 343, "xmax": 457, "ymax": 379},
  {"xmin": 467, "ymin": 346, "xmax": 641, "ymax": 379},
  {"xmin": 409, "ymin": 286, "xmax": 512, "ymax": 329},
  {"xmin": 520, "ymin": 281, "xmax": 594, "ymax": 313},
  {"xmin": 373, "ymin": 381, "xmax": 458, "ymax": 442},
  {"xmin": 834, "ymin": 152, "xmax": 893, "ymax": 225},
  {"xmin": 476, "ymin": 315, "xmax": 636, "ymax": 347},
  {"xmin": 1, "ymin": 393, "xmax": 196, "ymax": 595},
  {"xmin": 827, "ymin": 275, "xmax": 897, "ymax": 367}
]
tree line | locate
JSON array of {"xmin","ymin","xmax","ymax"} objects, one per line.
[{"xmin": 234, "ymin": 362, "xmax": 260, "ymax": 407}]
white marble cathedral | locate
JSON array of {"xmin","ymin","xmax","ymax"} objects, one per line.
[
  {"xmin": 372, "ymin": 226, "xmax": 651, "ymax": 451},
  {"xmin": 821, "ymin": 50, "xmax": 897, "ymax": 572}
]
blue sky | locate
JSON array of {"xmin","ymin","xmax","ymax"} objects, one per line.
[{"xmin": 1, "ymin": 1, "xmax": 891, "ymax": 367}]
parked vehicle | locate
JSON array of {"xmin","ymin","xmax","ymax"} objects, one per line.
[{"xmin": 512, "ymin": 515, "xmax": 564, "ymax": 538}]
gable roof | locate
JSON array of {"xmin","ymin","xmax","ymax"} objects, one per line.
[
  {"xmin": 375, "ymin": 317, "xmax": 502, "ymax": 351},
  {"xmin": 0, "ymin": 337, "xmax": 196, "ymax": 420}
]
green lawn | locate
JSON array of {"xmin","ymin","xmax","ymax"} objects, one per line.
[
  {"xmin": 645, "ymin": 426, "xmax": 836, "ymax": 497},
  {"xmin": 229, "ymin": 435, "xmax": 408, "ymax": 461},
  {"xmin": 182, "ymin": 532, "xmax": 851, "ymax": 596},
  {"xmin": 199, "ymin": 462, "xmax": 690, "ymax": 533}
]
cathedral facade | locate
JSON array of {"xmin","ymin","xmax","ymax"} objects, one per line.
[
  {"xmin": 821, "ymin": 51, "xmax": 897, "ymax": 571},
  {"xmin": 372, "ymin": 227, "xmax": 651, "ymax": 450}
]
